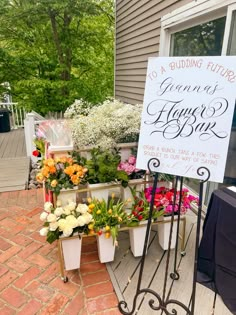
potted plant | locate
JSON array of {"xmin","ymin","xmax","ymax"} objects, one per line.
[
  {"xmin": 78, "ymin": 147, "xmax": 129, "ymax": 201},
  {"xmin": 36, "ymin": 156, "xmax": 88, "ymax": 205},
  {"xmin": 87, "ymin": 195, "xmax": 127, "ymax": 263},
  {"xmin": 127, "ymin": 188, "xmax": 164, "ymax": 257},
  {"xmin": 39, "ymin": 199, "xmax": 93, "ymax": 271},
  {"xmin": 144, "ymin": 186, "xmax": 198, "ymax": 250}
]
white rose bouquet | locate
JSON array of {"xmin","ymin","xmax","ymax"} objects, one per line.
[{"xmin": 39, "ymin": 200, "xmax": 93, "ymax": 244}]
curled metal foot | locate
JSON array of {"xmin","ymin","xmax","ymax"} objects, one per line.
[{"xmin": 170, "ymin": 272, "xmax": 180, "ymax": 280}]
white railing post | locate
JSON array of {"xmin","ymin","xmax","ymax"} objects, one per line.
[{"xmin": 24, "ymin": 113, "xmax": 37, "ymax": 162}]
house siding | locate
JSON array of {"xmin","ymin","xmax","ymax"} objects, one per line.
[{"xmin": 115, "ymin": 0, "xmax": 192, "ymax": 104}]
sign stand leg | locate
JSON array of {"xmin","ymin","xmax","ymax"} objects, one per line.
[{"xmin": 118, "ymin": 159, "xmax": 210, "ymax": 315}]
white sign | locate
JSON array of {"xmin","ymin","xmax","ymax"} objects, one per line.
[{"xmin": 136, "ymin": 56, "xmax": 236, "ymax": 182}]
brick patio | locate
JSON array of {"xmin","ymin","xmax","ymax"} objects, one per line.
[{"xmin": 0, "ymin": 189, "xmax": 120, "ymax": 314}]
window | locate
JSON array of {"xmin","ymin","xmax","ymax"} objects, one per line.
[
  {"xmin": 227, "ymin": 10, "xmax": 236, "ymax": 55},
  {"xmin": 170, "ymin": 17, "xmax": 226, "ymax": 56}
]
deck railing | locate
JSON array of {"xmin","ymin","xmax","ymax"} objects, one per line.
[
  {"xmin": 0, "ymin": 102, "xmax": 27, "ymax": 129},
  {"xmin": 24, "ymin": 111, "xmax": 68, "ymax": 162},
  {"xmin": 24, "ymin": 112, "xmax": 45, "ymax": 161}
]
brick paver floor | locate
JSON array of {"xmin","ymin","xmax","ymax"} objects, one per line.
[{"xmin": 0, "ymin": 189, "xmax": 121, "ymax": 314}]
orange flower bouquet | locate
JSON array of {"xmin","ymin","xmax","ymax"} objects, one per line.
[{"xmin": 36, "ymin": 156, "xmax": 87, "ymax": 195}]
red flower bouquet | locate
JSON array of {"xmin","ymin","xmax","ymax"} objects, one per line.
[
  {"xmin": 144, "ymin": 186, "xmax": 198, "ymax": 215},
  {"xmin": 126, "ymin": 188, "xmax": 164, "ymax": 226}
]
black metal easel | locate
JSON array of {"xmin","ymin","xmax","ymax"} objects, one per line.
[{"xmin": 118, "ymin": 158, "xmax": 210, "ymax": 315}]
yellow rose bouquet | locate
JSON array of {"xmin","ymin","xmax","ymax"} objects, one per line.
[{"xmin": 36, "ymin": 156, "xmax": 87, "ymax": 195}]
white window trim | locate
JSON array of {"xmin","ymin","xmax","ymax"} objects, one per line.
[
  {"xmin": 222, "ymin": 3, "xmax": 236, "ymax": 54},
  {"xmin": 159, "ymin": 0, "xmax": 236, "ymax": 56}
]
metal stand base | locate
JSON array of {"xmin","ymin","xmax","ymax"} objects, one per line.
[{"xmin": 118, "ymin": 158, "xmax": 210, "ymax": 315}]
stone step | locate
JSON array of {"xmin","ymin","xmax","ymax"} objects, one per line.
[{"xmin": 0, "ymin": 157, "xmax": 30, "ymax": 192}]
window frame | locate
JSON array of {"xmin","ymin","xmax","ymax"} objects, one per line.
[{"xmin": 159, "ymin": 0, "xmax": 236, "ymax": 57}]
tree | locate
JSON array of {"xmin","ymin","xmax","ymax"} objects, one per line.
[{"xmin": 0, "ymin": 0, "xmax": 114, "ymax": 114}]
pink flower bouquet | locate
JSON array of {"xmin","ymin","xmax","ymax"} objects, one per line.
[
  {"xmin": 117, "ymin": 155, "xmax": 146, "ymax": 179},
  {"xmin": 144, "ymin": 186, "xmax": 198, "ymax": 215}
]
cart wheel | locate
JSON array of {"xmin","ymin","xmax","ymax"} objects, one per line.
[
  {"xmin": 181, "ymin": 251, "xmax": 186, "ymax": 257},
  {"xmin": 61, "ymin": 276, "xmax": 68, "ymax": 283}
]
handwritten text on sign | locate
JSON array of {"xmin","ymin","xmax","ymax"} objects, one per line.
[{"xmin": 136, "ymin": 57, "xmax": 236, "ymax": 182}]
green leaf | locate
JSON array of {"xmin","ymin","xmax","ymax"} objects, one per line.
[
  {"xmin": 110, "ymin": 226, "xmax": 118, "ymax": 244},
  {"xmin": 46, "ymin": 230, "xmax": 59, "ymax": 244}
]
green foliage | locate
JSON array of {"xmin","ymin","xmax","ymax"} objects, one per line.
[
  {"xmin": 84, "ymin": 148, "xmax": 129, "ymax": 187},
  {"xmin": 0, "ymin": 0, "xmax": 114, "ymax": 114},
  {"xmin": 46, "ymin": 229, "xmax": 60, "ymax": 244},
  {"xmin": 33, "ymin": 137, "xmax": 45, "ymax": 156}
]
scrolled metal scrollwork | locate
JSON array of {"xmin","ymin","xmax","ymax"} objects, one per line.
[
  {"xmin": 148, "ymin": 158, "xmax": 160, "ymax": 174},
  {"xmin": 118, "ymin": 288, "xmax": 191, "ymax": 315},
  {"xmin": 197, "ymin": 166, "xmax": 210, "ymax": 183},
  {"xmin": 164, "ymin": 299, "xmax": 191, "ymax": 314},
  {"xmin": 118, "ymin": 289, "xmax": 161, "ymax": 314},
  {"xmin": 118, "ymin": 159, "xmax": 209, "ymax": 315}
]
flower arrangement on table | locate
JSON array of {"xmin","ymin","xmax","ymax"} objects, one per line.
[
  {"xmin": 36, "ymin": 156, "xmax": 87, "ymax": 195},
  {"xmin": 144, "ymin": 186, "xmax": 198, "ymax": 215},
  {"xmin": 39, "ymin": 200, "xmax": 93, "ymax": 244},
  {"xmin": 87, "ymin": 195, "xmax": 128, "ymax": 242},
  {"xmin": 126, "ymin": 188, "xmax": 164, "ymax": 227},
  {"xmin": 69, "ymin": 98, "xmax": 142, "ymax": 150}
]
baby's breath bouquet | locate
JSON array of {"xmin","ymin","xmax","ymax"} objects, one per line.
[
  {"xmin": 39, "ymin": 200, "xmax": 93, "ymax": 244},
  {"xmin": 69, "ymin": 98, "xmax": 142, "ymax": 150},
  {"xmin": 64, "ymin": 99, "xmax": 94, "ymax": 118}
]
